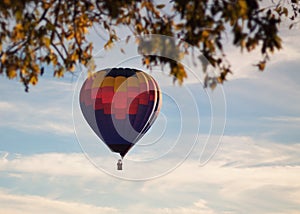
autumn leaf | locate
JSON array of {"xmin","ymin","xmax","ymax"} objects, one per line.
[
  {"xmin": 202, "ymin": 30, "xmax": 210, "ymax": 39},
  {"xmin": 156, "ymin": 4, "xmax": 165, "ymax": 9},
  {"xmin": 144, "ymin": 57, "xmax": 150, "ymax": 66},
  {"xmin": 1, "ymin": 53, "xmax": 6, "ymax": 63},
  {"xmin": 0, "ymin": 0, "xmax": 297, "ymax": 91},
  {"xmin": 42, "ymin": 37, "xmax": 51, "ymax": 48},
  {"xmin": 256, "ymin": 61, "xmax": 266, "ymax": 71},
  {"xmin": 7, "ymin": 65, "xmax": 17, "ymax": 79},
  {"xmin": 29, "ymin": 75, "xmax": 38, "ymax": 85}
]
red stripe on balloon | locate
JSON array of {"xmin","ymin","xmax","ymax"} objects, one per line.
[
  {"xmin": 101, "ymin": 87, "xmax": 114, "ymax": 103},
  {"xmin": 138, "ymin": 92, "xmax": 149, "ymax": 105},
  {"xmin": 103, "ymin": 103, "xmax": 112, "ymax": 114},
  {"xmin": 94, "ymin": 98, "xmax": 104, "ymax": 110},
  {"xmin": 149, "ymin": 91, "xmax": 155, "ymax": 101},
  {"xmin": 128, "ymin": 98, "xmax": 139, "ymax": 114}
]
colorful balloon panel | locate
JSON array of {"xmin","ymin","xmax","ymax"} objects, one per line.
[{"xmin": 79, "ymin": 68, "xmax": 162, "ymax": 158}]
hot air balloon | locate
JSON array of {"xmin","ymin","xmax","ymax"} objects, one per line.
[{"xmin": 79, "ymin": 68, "xmax": 162, "ymax": 169}]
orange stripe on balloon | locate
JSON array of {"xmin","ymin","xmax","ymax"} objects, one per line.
[
  {"xmin": 114, "ymin": 76, "xmax": 127, "ymax": 92},
  {"xmin": 127, "ymin": 76, "xmax": 139, "ymax": 87},
  {"xmin": 101, "ymin": 76, "xmax": 115, "ymax": 87}
]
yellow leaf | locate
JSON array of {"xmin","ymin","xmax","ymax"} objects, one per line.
[
  {"xmin": 83, "ymin": 27, "xmax": 88, "ymax": 34},
  {"xmin": 21, "ymin": 68, "xmax": 27, "ymax": 75},
  {"xmin": 1, "ymin": 53, "xmax": 6, "ymax": 63},
  {"xmin": 50, "ymin": 54, "xmax": 58, "ymax": 66},
  {"xmin": 141, "ymin": 1, "xmax": 147, "ymax": 8},
  {"xmin": 202, "ymin": 30, "xmax": 210, "ymax": 39},
  {"xmin": 15, "ymin": 23, "xmax": 23, "ymax": 31},
  {"xmin": 66, "ymin": 32, "xmax": 74, "ymax": 40},
  {"xmin": 32, "ymin": 64, "xmax": 39, "ymax": 73},
  {"xmin": 70, "ymin": 52, "xmax": 78, "ymax": 61},
  {"xmin": 43, "ymin": 2, "xmax": 50, "ymax": 9},
  {"xmin": 7, "ymin": 65, "xmax": 17, "ymax": 79},
  {"xmin": 3, "ymin": 0, "xmax": 10, "ymax": 5},
  {"xmin": 43, "ymin": 37, "xmax": 51, "ymax": 48},
  {"xmin": 135, "ymin": 23, "xmax": 143, "ymax": 32},
  {"xmin": 12, "ymin": 23, "xmax": 25, "ymax": 41},
  {"xmin": 257, "ymin": 61, "xmax": 266, "ymax": 71},
  {"xmin": 239, "ymin": 0, "xmax": 247, "ymax": 10},
  {"xmin": 217, "ymin": 77, "xmax": 223, "ymax": 83},
  {"xmin": 16, "ymin": 10, "xmax": 22, "ymax": 21},
  {"xmin": 144, "ymin": 57, "xmax": 150, "ymax": 66},
  {"xmin": 156, "ymin": 4, "xmax": 165, "ymax": 9},
  {"xmin": 104, "ymin": 40, "xmax": 113, "ymax": 49},
  {"xmin": 175, "ymin": 23, "xmax": 185, "ymax": 30},
  {"xmin": 69, "ymin": 64, "xmax": 75, "ymax": 72},
  {"xmin": 238, "ymin": 0, "xmax": 248, "ymax": 18},
  {"xmin": 283, "ymin": 7, "xmax": 288, "ymax": 17},
  {"xmin": 54, "ymin": 68, "xmax": 64, "ymax": 78},
  {"xmin": 29, "ymin": 75, "xmax": 38, "ymax": 85},
  {"xmin": 274, "ymin": 35, "xmax": 282, "ymax": 50}
]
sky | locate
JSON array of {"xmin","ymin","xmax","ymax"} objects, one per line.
[{"xmin": 1, "ymin": 5, "xmax": 300, "ymax": 214}]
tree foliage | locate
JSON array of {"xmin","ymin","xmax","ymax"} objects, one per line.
[{"xmin": 0, "ymin": 0, "xmax": 299, "ymax": 91}]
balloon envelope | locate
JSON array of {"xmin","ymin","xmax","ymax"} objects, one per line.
[{"xmin": 79, "ymin": 68, "xmax": 162, "ymax": 158}]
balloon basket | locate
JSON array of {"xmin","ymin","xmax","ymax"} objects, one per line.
[{"xmin": 117, "ymin": 159, "xmax": 123, "ymax": 170}]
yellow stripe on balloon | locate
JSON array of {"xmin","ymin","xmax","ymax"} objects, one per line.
[
  {"xmin": 101, "ymin": 76, "xmax": 115, "ymax": 87},
  {"xmin": 114, "ymin": 76, "xmax": 127, "ymax": 92},
  {"xmin": 127, "ymin": 76, "xmax": 139, "ymax": 87}
]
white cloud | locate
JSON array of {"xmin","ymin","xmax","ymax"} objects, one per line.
[
  {"xmin": 139, "ymin": 135, "xmax": 300, "ymax": 213},
  {"xmin": 214, "ymin": 135, "xmax": 300, "ymax": 166},
  {"xmin": 0, "ymin": 101, "xmax": 74, "ymax": 135},
  {"xmin": 0, "ymin": 152, "xmax": 101, "ymax": 178},
  {"xmin": 1, "ymin": 135, "xmax": 299, "ymax": 213},
  {"xmin": 152, "ymin": 200, "xmax": 217, "ymax": 214},
  {"xmin": 0, "ymin": 190, "xmax": 118, "ymax": 214},
  {"xmin": 0, "ymin": 79, "xmax": 75, "ymax": 135},
  {"xmin": 0, "ymin": 102, "xmax": 17, "ymax": 110},
  {"xmin": 261, "ymin": 116, "xmax": 300, "ymax": 123}
]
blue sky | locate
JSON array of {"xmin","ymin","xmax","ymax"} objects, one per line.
[{"xmin": 1, "ymin": 13, "xmax": 300, "ymax": 214}]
